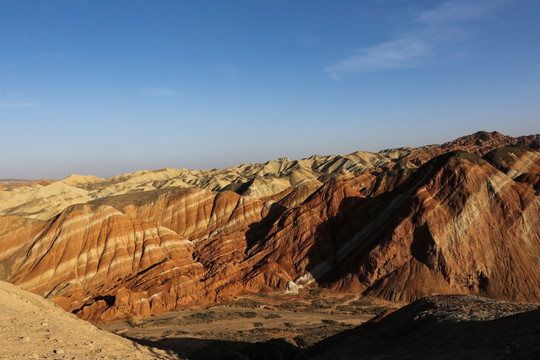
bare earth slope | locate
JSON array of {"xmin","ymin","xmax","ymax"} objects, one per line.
[
  {"xmin": 299, "ymin": 295, "xmax": 540, "ymax": 360},
  {"xmin": 0, "ymin": 131, "xmax": 539, "ymax": 323},
  {"xmin": 0, "ymin": 280, "xmax": 177, "ymax": 359}
]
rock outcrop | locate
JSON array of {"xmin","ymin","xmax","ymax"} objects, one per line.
[{"xmin": 5, "ymin": 203, "xmax": 206, "ymax": 322}]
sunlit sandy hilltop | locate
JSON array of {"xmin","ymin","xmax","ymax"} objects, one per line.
[
  {"xmin": 0, "ymin": 280, "xmax": 177, "ymax": 359},
  {"xmin": 0, "ymin": 131, "xmax": 539, "ymax": 359}
]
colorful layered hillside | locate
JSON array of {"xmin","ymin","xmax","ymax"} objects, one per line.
[{"xmin": 0, "ymin": 131, "xmax": 538, "ymax": 322}]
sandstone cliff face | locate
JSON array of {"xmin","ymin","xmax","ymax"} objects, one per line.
[
  {"xmin": 0, "ymin": 131, "xmax": 538, "ymax": 322},
  {"xmin": 336, "ymin": 151, "xmax": 540, "ymax": 302},
  {"xmin": 5, "ymin": 204, "xmax": 205, "ymax": 322}
]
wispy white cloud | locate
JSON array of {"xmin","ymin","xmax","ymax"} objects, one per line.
[
  {"xmin": 325, "ymin": 0, "xmax": 510, "ymax": 78},
  {"xmin": 144, "ymin": 88, "xmax": 176, "ymax": 97},
  {"xmin": 40, "ymin": 51, "xmax": 67, "ymax": 58},
  {"xmin": 325, "ymin": 38, "xmax": 431, "ymax": 78},
  {"xmin": 417, "ymin": 1, "xmax": 505, "ymax": 26},
  {"xmin": 0, "ymin": 102, "xmax": 37, "ymax": 109}
]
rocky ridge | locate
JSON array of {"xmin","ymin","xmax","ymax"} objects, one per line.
[{"xmin": 2, "ymin": 131, "xmax": 535, "ymax": 220}]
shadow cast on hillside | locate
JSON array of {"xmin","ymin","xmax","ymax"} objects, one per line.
[
  {"xmin": 244, "ymin": 202, "xmax": 287, "ymax": 250},
  {"xmin": 126, "ymin": 335, "xmax": 299, "ymax": 360},
  {"xmin": 300, "ymin": 168, "xmax": 433, "ymax": 288}
]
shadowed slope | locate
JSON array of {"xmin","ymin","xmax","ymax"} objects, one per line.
[{"xmin": 299, "ymin": 295, "xmax": 540, "ymax": 360}]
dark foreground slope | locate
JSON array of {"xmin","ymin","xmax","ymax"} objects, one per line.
[{"xmin": 299, "ymin": 295, "xmax": 540, "ymax": 360}]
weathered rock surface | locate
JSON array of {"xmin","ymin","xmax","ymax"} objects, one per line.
[
  {"xmin": 0, "ymin": 131, "xmax": 539, "ymax": 322},
  {"xmin": 5, "ymin": 203, "xmax": 206, "ymax": 322},
  {"xmin": 0, "ymin": 181, "xmax": 92, "ymax": 219},
  {"xmin": 299, "ymin": 295, "xmax": 540, "ymax": 360}
]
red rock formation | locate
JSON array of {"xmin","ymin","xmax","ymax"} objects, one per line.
[
  {"xmin": 5, "ymin": 204, "xmax": 205, "ymax": 322},
  {"xmin": 0, "ymin": 216, "xmax": 48, "ymax": 277},
  {"xmin": 244, "ymin": 151, "xmax": 540, "ymax": 302},
  {"xmin": 0, "ymin": 132, "xmax": 538, "ymax": 322}
]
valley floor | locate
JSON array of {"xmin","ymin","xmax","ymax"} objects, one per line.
[{"xmin": 99, "ymin": 291, "xmax": 386, "ymax": 359}]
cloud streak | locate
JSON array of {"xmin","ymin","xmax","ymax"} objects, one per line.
[
  {"xmin": 418, "ymin": 1, "xmax": 504, "ymax": 25},
  {"xmin": 325, "ymin": 38, "xmax": 431, "ymax": 77},
  {"xmin": 324, "ymin": 0, "xmax": 509, "ymax": 78}
]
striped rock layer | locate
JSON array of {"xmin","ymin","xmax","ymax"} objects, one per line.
[{"xmin": 0, "ymin": 131, "xmax": 539, "ymax": 322}]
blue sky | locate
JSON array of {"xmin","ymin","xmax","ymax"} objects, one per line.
[{"xmin": 1, "ymin": 0, "xmax": 539, "ymax": 179}]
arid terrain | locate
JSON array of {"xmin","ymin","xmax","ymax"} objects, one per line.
[
  {"xmin": 301, "ymin": 295, "xmax": 540, "ymax": 360},
  {"xmin": 1, "ymin": 131, "xmax": 539, "ymax": 358},
  {"xmin": 0, "ymin": 280, "xmax": 177, "ymax": 359},
  {"xmin": 99, "ymin": 289, "xmax": 385, "ymax": 359}
]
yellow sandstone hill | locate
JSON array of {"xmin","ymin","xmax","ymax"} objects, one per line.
[{"xmin": 0, "ymin": 280, "xmax": 177, "ymax": 359}]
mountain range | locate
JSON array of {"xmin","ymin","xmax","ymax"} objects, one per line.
[{"xmin": 0, "ymin": 131, "xmax": 538, "ymax": 323}]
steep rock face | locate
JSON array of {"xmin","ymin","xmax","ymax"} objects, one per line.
[
  {"xmin": 0, "ymin": 216, "xmax": 48, "ymax": 278},
  {"xmin": 1, "ymin": 186, "xmax": 289, "ymax": 322},
  {"xmin": 483, "ymin": 146, "xmax": 540, "ymax": 192},
  {"xmin": 243, "ymin": 151, "xmax": 540, "ymax": 302},
  {"xmin": 265, "ymin": 179, "xmax": 324, "ymax": 209},
  {"xmin": 87, "ymin": 187, "xmax": 280, "ymax": 243},
  {"xmin": 354, "ymin": 151, "xmax": 540, "ymax": 302}
]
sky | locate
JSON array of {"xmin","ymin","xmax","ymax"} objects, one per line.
[{"xmin": 1, "ymin": 0, "xmax": 539, "ymax": 179}]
